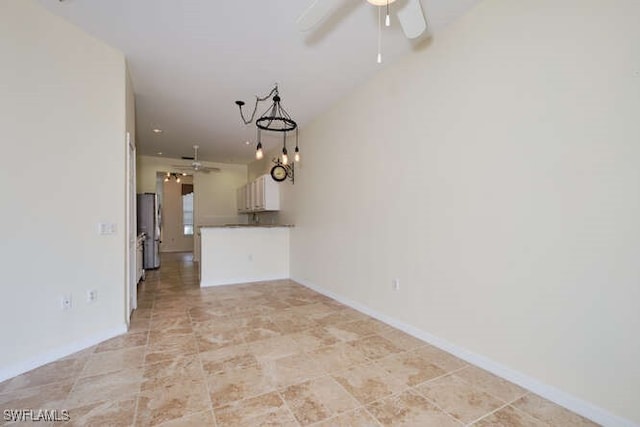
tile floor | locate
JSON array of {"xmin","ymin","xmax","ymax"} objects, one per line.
[{"xmin": 0, "ymin": 253, "xmax": 599, "ymax": 426}]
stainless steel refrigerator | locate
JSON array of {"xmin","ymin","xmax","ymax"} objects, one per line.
[{"xmin": 137, "ymin": 193, "xmax": 161, "ymax": 269}]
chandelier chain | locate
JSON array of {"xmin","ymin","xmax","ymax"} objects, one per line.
[{"xmin": 237, "ymin": 86, "xmax": 280, "ymax": 125}]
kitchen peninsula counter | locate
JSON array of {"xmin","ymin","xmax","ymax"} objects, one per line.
[{"xmin": 199, "ymin": 225, "xmax": 291, "ymax": 287}]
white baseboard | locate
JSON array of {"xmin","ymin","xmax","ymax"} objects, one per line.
[
  {"xmin": 294, "ymin": 277, "xmax": 637, "ymax": 427},
  {"xmin": 200, "ymin": 275, "xmax": 289, "ymax": 287},
  {"xmin": 0, "ymin": 324, "xmax": 128, "ymax": 383}
]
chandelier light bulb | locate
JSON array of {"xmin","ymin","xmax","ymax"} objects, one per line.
[
  {"xmin": 377, "ymin": 53, "xmax": 382, "ymax": 63},
  {"xmin": 176, "ymin": 177, "xmax": 181, "ymax": 183},
  {"xmin": 385, "ymin": 13, "xmax": 390, "ymax": 27},
  {"xmin": 282, "ymin": 146, "xmax": 289, "ymax": 165},
  {"xmin": 256, "ymin": 142, "xmax": 263, "ymax": 160},
  {"xmin": 294, "ymin": 146, "xmax": 300, "ymax": 162}
]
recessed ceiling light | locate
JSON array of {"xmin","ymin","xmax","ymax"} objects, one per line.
[
  {"xmin": 245, "ymin": 140, "xmax": 250, "ymax": 145},
  {"xmin": 152, "ymin": 128, "xmax": 163, "ymax": 134},
  {"xmin": 157, "ymin": 152, "xmax": 163, "ymax": 155}
]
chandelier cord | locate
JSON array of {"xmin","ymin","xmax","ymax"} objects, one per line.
[{"xmin": 237, "ymin": 86, "xmax": 279, "ymax": 125}]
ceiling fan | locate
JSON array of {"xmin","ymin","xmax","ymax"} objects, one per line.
[
  {"xmin": 296, "ymin": 0, "xmax": 427, "ymax": 40},
  {"xmin": 171, "ymin": 145, "xmax": 220, "ymax": 174}
]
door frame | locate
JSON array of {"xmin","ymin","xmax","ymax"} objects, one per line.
[{"xmin": 125, "ymin": 132, "xmax": 137, "ymax": 322}]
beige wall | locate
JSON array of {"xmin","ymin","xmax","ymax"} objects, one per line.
[
  {"xmin": 0, "ymin": 0, "xmax": 128, "ymax": 377},
  {"xmin": 282, "ymin": 0, "xmax": 640, "ymax": 424}
]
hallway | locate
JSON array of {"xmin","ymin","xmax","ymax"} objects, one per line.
[{"xmin": 0, "ymin": 253, "xmax": 597, "ymax": 426}]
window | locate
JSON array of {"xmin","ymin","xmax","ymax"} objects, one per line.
[{"xmin": 182, "ymin": 184, "xmax": 194, "ymax": 235}]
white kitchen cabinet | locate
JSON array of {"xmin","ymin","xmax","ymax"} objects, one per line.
[
  {"xmin": 237, "ymin": 174, "xmax": 280, "ymax": 212},
  {"xmin": 244, "ymin": 183, "xmax": 251, "ymax": 212},
  {"xmin": 236, "ymin": 187, "xmax": 245, "ymax": 212}
]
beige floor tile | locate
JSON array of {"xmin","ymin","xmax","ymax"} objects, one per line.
[
  {"xmin": 141, "ymin": 355, "xmax": 203, "ymax": 390},
  {"xmin": 324, "ymin": 321, "xmax": 377, "ymax": 342},
  {"xmin": 290, "ymin": 327, "xmax": 341, "ymax": 352},
  {"xmin": 80, "ymin": 346, "xmax": 146, "ymax": 377},
  {"xmin": 135, "ymin": 377, "xmax": 210, "ymax": 426},
  {"xmin": 472, "ymin": 405, "xmax": 548, "ymax": 426},
  {"xmin": 312, "ymin": 311, "xmax": 357, "ymax": 327},
  {"xmin": 0, "ymin": 380, "xmax": 73, "ymax": 413},
  {"xmin": 199, "ymin": 344, "xmax": 257, "ymax": 375},
  {"xmin": 455, "ymin": 365, "xmax": 527, "ymax": 403},
  {"xmin": 280, "ymin": 376, "xmax": 360, "ymax": 425},
  {"xmin": 208, "ymin": 364, "xmax": 276, "ymax": 407},
  {"xmin": 248, "ymin": 335, "xmax": 302, "ymax": 361},
  {"xmin": 153, "ymin": 410, "xmax": 216, "ymax": 427},
  {"xmin": 213, "ymin": 391, "xmax": 297, "ymax": 427},
  {"xmin": 95, "ymin": 331, "xmax": 148, "ymax": 353},
  {"xmin": 262, "ymin": 351, "xmax": 326, "ymax": 388},
  {"xmin": 331, "ymin": 363, "xmax": 405, "ymax": 405},
  {"xmin": 376, "ymin": 349, "xmax": 447, "ymax": 387},
  {"xmin": 144, "ymin": 335, "xmax": 199, "ymax": 365},
  {"xmin": 415, "ymin": 374, "xmax": 504, "ymax": 424},
  {"xmin": 129, "ymin": 316, "xmax": 151, "ymax": 332},
  {"xmin": 0, "ymin": 357, "xmax": 87, "ymax": 393},
  {"xmin": 187, "ymin": 306, "xmax": 230, "ymax": 323},
  {"xmin": 60, "ymin": 345, "xmax": 98, "ymax": 361},
  {"xmin": 149, "ymin": 317, "xmax": 193, "ymax": 334},
  {"xmin": 367, "ymin": 389, "xmax": 461, "ymax": 426},
  {"xmin": 62, "ymin": 398, "xmax": 136, "ymax": 427},
  {"xmin": 272, "ymin": 311, "xmax": 320, "ymax": 333},
  {"xmin": 238, "ymin": 323, "xmax": 283, "ymax": 343},
  {"xmin": 347, "ymin": 335, "xmax": 403, "ymax": 361},
  {"xmin": 195, "ymin": 329, "xmax": 244, "ymax": 353},
  {"xmin": 412, "ymin": 345, "xmax": 467, "ymax": 373},
  {"xmin": 311, "ymin": 407, "xmax": 381, "ymax": 427},
  {"xmin": 512, "ymin": 393, "xmax": 600, "ymax": 426},
  {"xmin": 310, "ymin": 342, "xmax": 370, "ymax": 374},
  {"xmin": 66, "ymin": 367, "xmax": 143, "ymax": 407},
  {"xmin": 380, "ymin": 330, "xmax": 426, "ymax": 352}
]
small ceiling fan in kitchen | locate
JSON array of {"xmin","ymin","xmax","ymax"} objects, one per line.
[
  {"xmin": 297, "ymin": 0, "xmax": 428, "ymax": 55},
  {"xmin": 171, "ymin": 145, "xmax": 220, "ymax": 174}
]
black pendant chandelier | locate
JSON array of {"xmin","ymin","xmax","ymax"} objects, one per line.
[{"xmin": 235, "ymin": 85, "xmax": 300, "ymax": 169}]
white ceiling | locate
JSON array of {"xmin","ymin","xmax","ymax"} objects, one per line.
[{"xmin": 38, "ymin": 0, "xmax": 479, "ymax": 164}]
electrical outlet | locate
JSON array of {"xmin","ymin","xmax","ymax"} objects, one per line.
[
  {"xmin": 392, "ymin": 279, "xmax": 400, "ymax": 291},
  {"xmin": 87, "ymin": 289, "xmax": 98, "ymax": 303},
  {"xmin": 61, "ymin": 295, "xmax": 72, "ymax": 311}
]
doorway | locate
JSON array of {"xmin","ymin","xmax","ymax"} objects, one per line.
[{"xmin": 157, "ymin": 172, "xmax": 194, "ymax": 253}]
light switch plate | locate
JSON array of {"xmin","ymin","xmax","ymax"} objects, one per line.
[{"xmin": 98, "ymin": 223, "xmax": 117, "ymax": 235}]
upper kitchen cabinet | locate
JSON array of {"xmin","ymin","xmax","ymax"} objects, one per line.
[{"xmin": 237, "ymin": 174, "xmax": 280, "ymax": 213}]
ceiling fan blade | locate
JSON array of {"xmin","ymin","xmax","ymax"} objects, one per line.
[
  {"xmin": 397, "ymin": 0, "xmax": 427, "ymax": 39},
  {"xmin": 296, "ymin": 0, "xmax": 346, "ymax": 32},
  {"xmin": 181, "ymin": 156, "xmax": 195, "ymax": 160}
]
